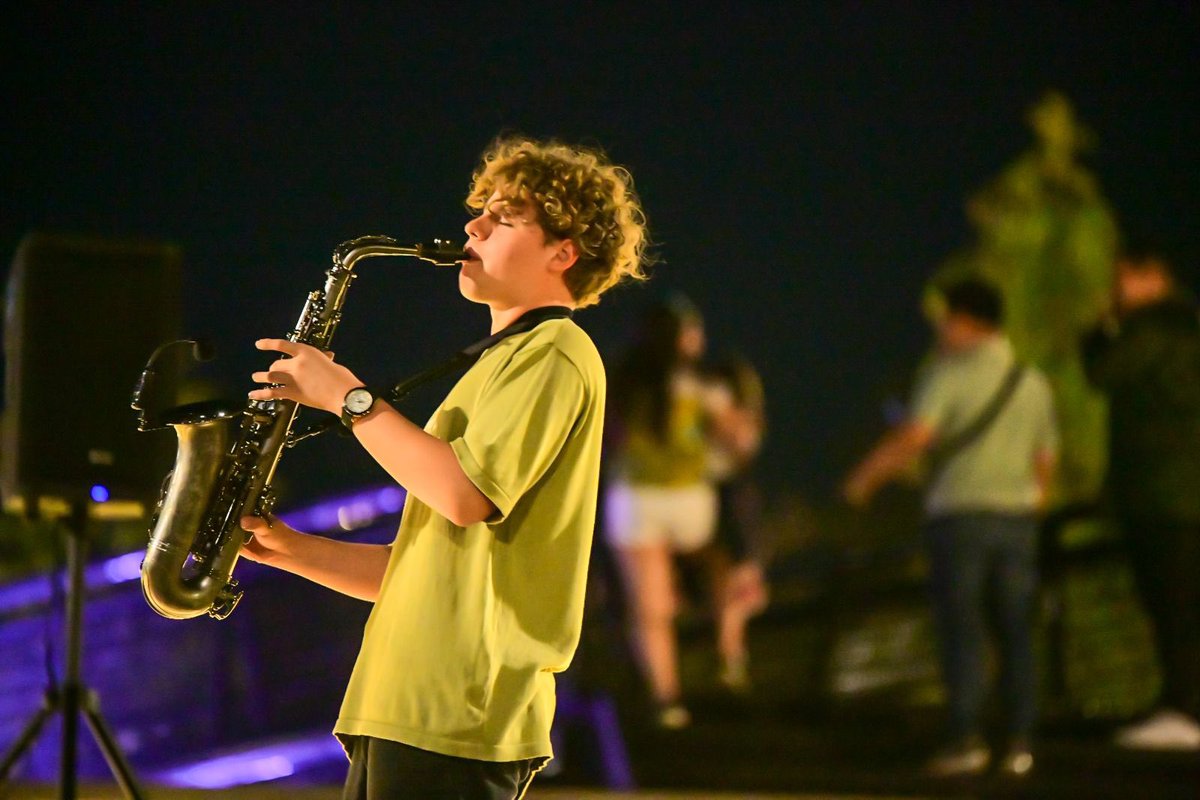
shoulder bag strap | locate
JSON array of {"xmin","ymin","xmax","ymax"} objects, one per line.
[{"xmin": 925, "ymin": 360, "xmax": 1027, "ymax": 481}]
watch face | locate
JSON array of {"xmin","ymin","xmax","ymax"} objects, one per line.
[{"xmin": 345, "ymin": 388, "xmax": 374, "ymax": 414}]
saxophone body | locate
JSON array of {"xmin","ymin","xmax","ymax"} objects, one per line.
[{"xmin": 140, "ymin": 236, "xmax": 464, "ymax": 620}]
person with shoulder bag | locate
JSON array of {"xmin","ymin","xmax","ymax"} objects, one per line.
[{"xmin": 843, "ymin": 277, "xmax": 1059, "ymax": 779}]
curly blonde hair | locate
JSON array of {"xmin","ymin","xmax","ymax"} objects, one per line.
[{"xmin": 465, "ymin": 137, "xmax": 650, "ymax": 307}]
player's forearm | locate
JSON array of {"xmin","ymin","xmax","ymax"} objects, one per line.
[
  {"xmin": 350, "ymin": 403, "xmax": 496, "ymax": 526},
  {"xmin": 263, "ymin": 531, "xmax": 391, "ymax": 603}
]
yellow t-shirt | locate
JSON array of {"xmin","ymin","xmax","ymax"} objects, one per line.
[{"xmin": 334, "ymin": 317, "xmax": 605, "ymax": 762}]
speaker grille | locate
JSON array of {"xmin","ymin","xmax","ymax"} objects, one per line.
[{"xmin": 3, "ymin": 232, "xmax": 182, "ymax": 507}]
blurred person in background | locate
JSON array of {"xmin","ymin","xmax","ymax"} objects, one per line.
[
  {"xmin": 843, "ymin": 277, "xmax": 1058, "ymax": 778},
  {"xmin": 603, "ymin": 295, "xmax": 746, "ymax": 729},
  {"xmin": 1082, "ymin": 238, "xmax": 1200, "ymax": 750},
  {"xmin": 702, "ymin": 352, "xmax": 770, "ymax": 693}
]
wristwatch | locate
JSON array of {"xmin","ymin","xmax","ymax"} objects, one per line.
[{"xmin": 341, "ymin": 386, "xmax": 377, "ymax": 429}]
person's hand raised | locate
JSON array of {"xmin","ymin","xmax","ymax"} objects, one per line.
[{"xmin": 249, "ymin": 339, "xmax": 359, "ymax": 414}]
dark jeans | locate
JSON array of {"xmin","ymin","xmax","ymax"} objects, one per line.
[
  {"xmin": 342, "ymin": 736, "xmax": 545, "ymax": 800},
  {"xmin": 925, "ymin": 511, "xmax": 1039, "ymax": 741},
  {"xmin": 1118, "ymin": 516, "xmax": 1200, "ymax": 718}
]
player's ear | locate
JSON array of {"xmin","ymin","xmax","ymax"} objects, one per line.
[{"xmin": 551, "ymin": 239, "xmax": 579, "ymax": 274}]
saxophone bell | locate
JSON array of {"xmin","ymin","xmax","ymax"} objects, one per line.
[{"xmin": 131, "ymin": 338, "xmax": 217, "ymax": 431}]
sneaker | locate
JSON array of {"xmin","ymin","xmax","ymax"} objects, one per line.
[
  {"xmin": 1115, "ymin": 709, "xmax": 1200, "ymax": 750},
  {"xmin": 656, "ymin": 702, "xmax": 691, "ymax": 730},
  {"xmin": 926, "ymin": 735, "xmax": 990, "ymax": 777},
  {"xmin": 997, "ymin": 738, "xmax": 1034, "ymax": 777},
  {"xmin": 718, "ymin": 658, "xmax": 752, "ymax": 694}
]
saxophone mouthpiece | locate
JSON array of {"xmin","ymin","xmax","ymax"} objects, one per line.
[{"xmin": 416, "ymin": 239, "xmax": 469, "ymax": 266}]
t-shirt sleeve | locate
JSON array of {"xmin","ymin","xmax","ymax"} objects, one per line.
[
  {"xmin": 449, "ymin": 344, "xmax": 588, "ymax": 522},
  {"xmin": 1033, "ymin": 374, "xmax": 1061, "ymax": 456},
  {"xmin": 909, "ymin": 361, "xmax": 952, "ymax": 433}
]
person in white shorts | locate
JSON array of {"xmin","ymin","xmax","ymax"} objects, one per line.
[
  {"xmin": 604, "ymin": 481, "xmax": 718, "ymax": 552},
  {"xmin": 604, "ymin": 295, "xmax": 737, "ymax": 729}
]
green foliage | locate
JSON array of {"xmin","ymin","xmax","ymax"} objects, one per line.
[
  {"xmin": 1059, "ymin": 560, "xmax": 1160, "ymax": 718},
  {"xmin": 931, "ymin": 92, "xmax": 1118, "ymax": 503}
]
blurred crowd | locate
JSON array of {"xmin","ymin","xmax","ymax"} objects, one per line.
[{"xmin": 597, "ymin": 236, "xmax": 1200, "ymax": 781}]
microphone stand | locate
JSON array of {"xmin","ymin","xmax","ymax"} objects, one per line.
[{"xmin": 0, "ymin": 502, "xmax": 147, "ymax": 800}]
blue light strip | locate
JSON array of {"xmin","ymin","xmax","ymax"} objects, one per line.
[
  {"xmin": 0, "ymin": 484, "xmax": 405, "ymax": 617},
  {"xmin": 150, "ymin": 730, "xmax": 346, "ymax": 789},
  {"xmin": 277, "ymin": 484, "xmax": 405, "ymax": 534}
]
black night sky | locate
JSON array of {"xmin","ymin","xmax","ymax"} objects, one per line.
[{"xmin": 3, "ymin": 3, "xmax": 1198, "ymax": 508}]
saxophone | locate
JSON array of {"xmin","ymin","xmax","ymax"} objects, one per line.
[{"xmin": 138, "ymin": 236, "xmax": 465, "ymax": 620}]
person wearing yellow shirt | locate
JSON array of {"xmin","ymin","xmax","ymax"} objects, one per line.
[
  {"xmin": 238, "ymin": 137, "xmax": 648, "ymax": 799},
  {"xmin": 604, "ymin": 297, "xmax": 749, "ymax": 729}
]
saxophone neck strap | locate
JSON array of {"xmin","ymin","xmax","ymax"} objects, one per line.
[
  {"xmin": 287, "ymin": 305, "xmax": 574, "ymax": 446},
  {"xmin": 379, "ymin": 305, "xmax": 573, "ymax": 406},
  {"xmin": 464, "ymin": 305, "xmax": 575, "ymax": 358}
]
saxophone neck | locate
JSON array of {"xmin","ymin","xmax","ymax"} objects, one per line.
[
  {"xmin": 333, "ymin": 235, "xmax": 403, "ymax": 265},
  {"xmin": 334, "ymin": 236, "xmax": 466, "ymax": 270}
]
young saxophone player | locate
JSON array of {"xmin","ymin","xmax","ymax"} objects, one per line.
[{"xmin": 239, "ymin": 137, "xmax": 648, "ymax": 799}]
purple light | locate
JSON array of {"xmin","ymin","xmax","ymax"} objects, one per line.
[
  {"xmin": 377, "ymin": 486, "xmax": 404, "ymax": 513},
  {"xmin": 101, "ymin": 552, "xmax": 144, "ymax": 584},
  {"xmin": 153, "ymin": 732, "xmax": 345, "ymax": 789},
  {"xmin": 279, "ymin": 484, "xmax": 406, "ymax": 534},
  {"xmin": 90, "ymin": 484, "xmax": 111, "ymax": 503},
  {"xmin": 0, "ymin": 576, "xmax": 50, "ymax": 613},
  {"xmin": 0, "ymin": 484, "xmax": 406, "ymax": 616}
]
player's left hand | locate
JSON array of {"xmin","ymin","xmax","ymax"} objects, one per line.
[{"xmin": 249, "ymin": 338, "xmax": 360, "ymax": 414}]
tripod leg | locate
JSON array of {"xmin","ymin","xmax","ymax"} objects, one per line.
[
  {"xmin": 55, "ymin": 504, "xmax": 145, "ymax": 799},
  {"xmin": 61, "ymin": 683, "xmax": 78, "ymax": 799},
  {"xmin": 61, "ymin": 508, "xmax": 86, "ymax": 800},
  {"xmin": 8, "ymin": 505, "xmax": 150, "ymax": 799},
  {"xmin": 81, "ymin": 691, "xmax": 147, "ymax": 800},
  {"xmin": 0, "ymin": 690, "xmax": 59, "ymax": 784}
]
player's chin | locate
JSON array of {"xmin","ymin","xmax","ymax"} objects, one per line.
[{"xmin": 457, "ymin": 272, "xmax": 487, "ymax": 303}]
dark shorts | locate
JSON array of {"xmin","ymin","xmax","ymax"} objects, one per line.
[{"xmin": 341, "ymin": 735, "xmax": 546, "ymax": 800}]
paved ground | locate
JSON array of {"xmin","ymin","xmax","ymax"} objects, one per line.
[
  {"xmin": 594, "ymin": 699, "xmax": 1199, "ymax": 800},
  {"xmin": 4, "ymin": 789, "xmax": 899, "ymax": 800},
  {"xmin": 12, "ymin": 699, "xmax": 1193, "ymax": 800}
]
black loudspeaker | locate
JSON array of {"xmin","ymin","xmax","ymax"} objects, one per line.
[{"xmin": 2, "ymin": 232, "xmax": 182, "ymax": 509}]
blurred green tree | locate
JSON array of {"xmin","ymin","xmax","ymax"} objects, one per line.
[{"xmin": 930, "ymin": 91, "xmax": 1118, "ymax": 503}]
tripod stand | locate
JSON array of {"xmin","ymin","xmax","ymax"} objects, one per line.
[{"xmin": 0, "ymin": 501, "xmax": 147, "ymax": 800}]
